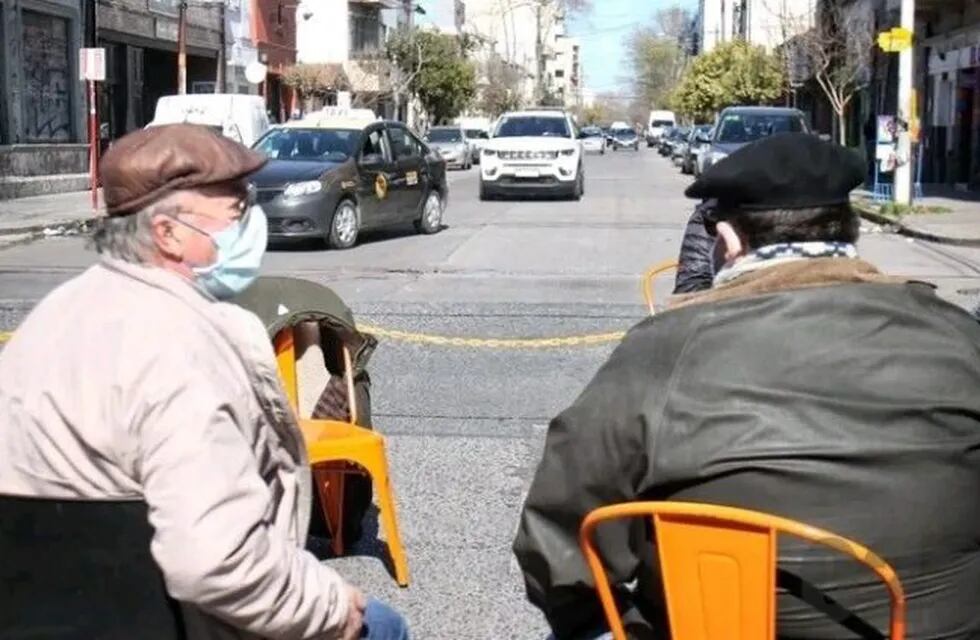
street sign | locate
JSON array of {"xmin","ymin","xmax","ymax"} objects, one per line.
[
  {"xmin": 877, "ymin": 27, "xmax": 913, "ymax": 53},
  {"xmin": 79, "ymin": 48, "xmax": 106, "ymax": 82}
]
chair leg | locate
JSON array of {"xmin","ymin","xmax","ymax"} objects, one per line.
[
  {"xmin": 362, "ymin": 450, "xmax": 410, "ymax": 587},
  {"xmin": 313, "ymin": 466, "xmax": 346, "ymax": 556}
]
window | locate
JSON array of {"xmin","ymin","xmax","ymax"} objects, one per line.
[
  {"xmin": 387, "ymin": 126, "xmax": 423, "ymax": 160},
  {"xmin": 427, "ymin": 128, "xmax": 462, "ymax": 143},
  {"xmin": 554, "ymin": 69, "xmax": 565, "ymax": 78},
  {"xmin": 715, "ymin": 113, "xmax": 805, "ymax": 144},
  {"xmin": 494, "ymin": 116, "xmax": 571, "ymax": 138},
  {"xmin": 254, "ymin": 128, "xmax": 359, "ymax": 162},
  {"xmin": 350, "ymin": 7, "xmax": 383, "ymax": 57},
  {"xmin": 361, "ymin": 127, "xmax": 389, "ymax": 160}
]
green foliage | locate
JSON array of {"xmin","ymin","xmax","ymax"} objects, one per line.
[
  {"xmin": 671, "ymin": 40, "xmax": 785, "ymax": 122},
  {"xmin": 627, "ymin": 30, "xmax": 687, "ymax": 110},
  {"xmin": 387, "ymin": 28, "xmax": 477, "ymax": 124}
]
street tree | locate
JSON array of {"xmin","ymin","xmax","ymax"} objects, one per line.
[
  {"xmin": 282, "ymin": 63, "xmax": 351, "ymax": 113},
  {"xmin": 625, "ymin": 5, "xmax": 694, "ymax": 111},
  {"xmin": 671, "ymin": 40, "xmax": 785, "ymax": 122},
  {"xmin": 387, "ymin": 28, "xmax": 477, "ymax": 125},
  {"xmin": 773, "ymin": 1, "xmax": 874, "ymax": 144},
  {"xmin": 476, "ymin": 54, "xmax": 525, "ymax": 117}
]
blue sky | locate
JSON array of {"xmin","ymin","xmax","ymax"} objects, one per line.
[{"xmin": 419, "ymin": 0, "xmax": 699, "ymax": 94}]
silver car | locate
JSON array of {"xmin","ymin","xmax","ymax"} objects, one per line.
[{"xmin": 424, "ymin": 126, "xmax": 472, "ymax": 170}]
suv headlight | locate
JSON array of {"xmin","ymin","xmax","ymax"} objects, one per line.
[
  {"xmin": 559, "ymin": 148, "xmax": 576, "ymax": 156},
  {"xmin": 482, "ymin": 149, "xmax": 497, "ymax": 157},
  {"xmin": 283, "ymin": 180, "xmax": 323, "ymax": 198}
]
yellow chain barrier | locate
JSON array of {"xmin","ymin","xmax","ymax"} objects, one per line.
[
  {"xmin": 0, "ymin": 332, "xmax": 11, "ymax": 344},
  {"xmin": 357, "ymin": 324, "xmax": 627, "ymax": 349}
]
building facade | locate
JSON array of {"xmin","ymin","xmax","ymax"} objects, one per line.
[
  {"xmin": 253, "ymin": 0, "xmax": 297, "ymax": 122},
  {"xmin": 95, "ymin": 0, "xmax": 224, "ymax": 141},
  {"xmin": 0, "ymin": 0, "xmax": 89, "ymax": 199}
]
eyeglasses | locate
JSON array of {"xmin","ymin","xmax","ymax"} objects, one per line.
[{"xmin": 165, "ymin": 194, "xmax": 253, "ymax": 238}]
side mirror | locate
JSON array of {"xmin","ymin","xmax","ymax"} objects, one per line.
[{"xmin": 359, "ymin": 153, "xmax": 384, "ymax": 169}]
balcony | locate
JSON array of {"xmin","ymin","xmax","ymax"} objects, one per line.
[{"xmin": 349, "ymin": 6, "xmax": 386, "ymax": 59}]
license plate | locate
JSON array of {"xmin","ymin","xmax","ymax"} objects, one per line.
[{"xmin": 515, "ymin": 168, "xmax": 539, "ymax": 178}]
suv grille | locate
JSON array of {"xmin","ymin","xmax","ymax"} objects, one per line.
[{"xmin": 498, "ymin": 150, "xmax": 559, "ymax": 160}]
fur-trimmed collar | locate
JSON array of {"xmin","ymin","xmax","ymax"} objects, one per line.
[{"xmin": 668, "ymin": 258, "xmax": 913, "ymax": 311}]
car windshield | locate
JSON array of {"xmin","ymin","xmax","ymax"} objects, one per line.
[
  {"xmin": 581, "ymin": 127, "xmax": 602, "ymax": 137},
  {"xmin": 651, "ymin": 120, "xmax": 673, "ymax": 127},
  {"xmin": 253, "ymin": 128, "xmax": 358, "ymax": 162},
  {"xmin": 613, "ymin": 128, "xmax": 636, "ymax": 137},
  {"xmin": 428, "ymin": 129, "xmax": 463, "ymax": 143},
  {"xmin": 715, "ymin": 113, "xmax": 805, "ymax": 143},
  {"xmin": 464, "ymin": 129, "xmax": 488, "ymax": 139},
  {"xmin": 494, "ymin": 116, "xmax": 571, "ymax": 138}
]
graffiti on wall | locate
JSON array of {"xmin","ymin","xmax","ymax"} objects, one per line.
[{"xmin": 22, "ymin": 10, "xmax": 72, "ymax": 142}]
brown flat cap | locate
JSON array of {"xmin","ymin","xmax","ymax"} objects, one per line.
[{"xmin": 100, "ymin": 123, "xmax": 267, "ymax": 216}]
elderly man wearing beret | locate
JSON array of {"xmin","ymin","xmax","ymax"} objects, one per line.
[
  {"xmin": 0, "ymin": 124, "xmax": 408, "ymax": 640},
  {"xmin": 514, "ymin": 133, "xmax": 980, "ymax": 639}
]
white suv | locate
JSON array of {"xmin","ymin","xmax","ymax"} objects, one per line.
[{"xmin": 479, "ymin": 109, "xmax": 584, "ymax": 201}]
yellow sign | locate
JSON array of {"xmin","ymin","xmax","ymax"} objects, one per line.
[
  {"xmin": 878, "ymin": 27, "xmax": 913, "ymax": 53},
  {"xmin": 374, "ymin": 173, "xmax": 388, "ymax": 200}
]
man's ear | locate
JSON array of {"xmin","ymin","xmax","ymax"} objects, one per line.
[
  {"xmin": 715, "ymin": 221, "xmax": 746, "ymax": 264},
  {"xmin": 151, "ymin": 213, "xmax": 184, "ymax": 262}
]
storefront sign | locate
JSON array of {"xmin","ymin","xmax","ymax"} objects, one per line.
[{"xmin": 79, "ymin": 48, "xmax": 106, "ymax": 82}]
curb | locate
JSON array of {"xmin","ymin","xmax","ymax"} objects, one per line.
[
  {"xmin": 853, "ymin": 203, "xmax": 980, "ymax": 248},
  {"xmin": 0, "ymin": 216, "xmax": 96, "ymax": 238}
]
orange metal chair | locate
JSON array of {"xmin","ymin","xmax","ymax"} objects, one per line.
[
  {"xmin": 579, "ymin": 501, "xmax": 906, "ymax": 640},
  {"xmin": 641, "ymin": 260, "xmax": 679, "ymax": 315},
  {"xmin": 275, "ymin": 326, "xmax": 409, "ymax": 587}
]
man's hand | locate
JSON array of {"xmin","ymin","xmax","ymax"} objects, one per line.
[{"xmin": 341, "ymin": 587, "xmax": 366, "ymax": 640}]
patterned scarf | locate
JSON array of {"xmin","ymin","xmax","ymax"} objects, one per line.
[{"xmin": 713, "ymin": 241, "xmax": 859, "ymax": 286}]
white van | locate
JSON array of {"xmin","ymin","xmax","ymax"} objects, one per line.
[
  {"xmin": 646, "ymin": 110, "xmax": 676, "ymax": 146},
  {"xmin": 147, "ymin": 94, "xmax": 270, "ymax": 148}
]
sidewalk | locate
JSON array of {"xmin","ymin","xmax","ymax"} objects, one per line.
[
  {"xmin": 853, "ymin": 186, "xmax": 980, "ymax": 246},
  {"xmin": 0, "ymin": 190, "xmax": 101, "ymax": 236}
]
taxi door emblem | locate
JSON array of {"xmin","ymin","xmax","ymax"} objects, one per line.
[
  {"xmin": 406, "ymin": 171, "xmax": 418, "ymax": 186},
  {"xmin": 375, "ymin": 174, "xmax": 388, "ymax": 200}
]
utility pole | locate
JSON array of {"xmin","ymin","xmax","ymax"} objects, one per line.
[
  {"xmin": 216, "ymin": 1, "xmax": 226, "ymax": 93},
  {"xmin": 535, "ymin": 0, "xmax": 545, "ymax": 104},
  {"xmin": 177, "ymin": 1, "xmax": 188, "ymax": 95},
  {"xmin": 894, "ymin": 0, "xmax": 915, "ymax": 205}
]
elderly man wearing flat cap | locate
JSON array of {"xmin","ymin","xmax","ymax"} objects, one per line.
[
  {"xmin": 0, "ymin": 124, "xmax": 408, "ymax": 640},
  {"xmin": 514, "ymin": 133, "xmax": 980, "ymax": 639}
]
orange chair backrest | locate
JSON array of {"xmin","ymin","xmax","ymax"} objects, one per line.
[
  {"xmin": 579, "ymin": 501, "xmax": 906, "ymax": 640},
  {"xmin": 642, "ymin": 260, "xmax": 679, "ymax": 315},
  {"xmin": 273, "ymin": 325, "xmax": 357, "ymax": 425}
]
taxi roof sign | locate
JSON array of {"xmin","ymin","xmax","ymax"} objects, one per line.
[{"xmin": 878, "ymin": 27, "xmax": 913, "ymax": 53}]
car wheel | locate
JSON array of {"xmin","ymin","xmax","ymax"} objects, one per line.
[
  {"xmin": 415, "ymin": 190, "xmax": 443, "ymax": 234},
  {"xmin": 327, "ymin": 199, "xmax": 359, "ymax": 250},
  {"xmin": 479, "ymin": 179, "xmax": 492, "ymax": 201},
  {"xmin": 571, "ymin": 170, "xmax": 584, "ymax": 201}
]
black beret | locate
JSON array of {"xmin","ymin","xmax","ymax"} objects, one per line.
[
  {"xmin": 684, "ymin": 132, "xmax": 865, "ymax": 211},
  {"xmin": 100, "ymin": 123, "xmax": 267, "ymax": 216}
]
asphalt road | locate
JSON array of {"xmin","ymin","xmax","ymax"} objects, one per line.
[{"xmin": 2, "ymin": 149, "xmax": 980, "ymax": 638}]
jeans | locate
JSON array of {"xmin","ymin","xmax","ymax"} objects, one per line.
[{"xmin": 361, "ymin": 598, "xmax": 410, "ymax": 639}]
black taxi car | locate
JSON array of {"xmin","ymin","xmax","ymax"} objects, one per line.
[{"xmin": 249, "ymin": 110, "xmax": 449, "ymax": 249}]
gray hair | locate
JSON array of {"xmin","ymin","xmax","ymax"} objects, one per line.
[{"xmin": 90, "ymin": 193, "xmax": 180, "ymax": 263}]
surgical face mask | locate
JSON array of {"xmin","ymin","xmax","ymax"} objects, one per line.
[{"xmin": 172, "ymin": 205, "xmax": 268, "ymax": 299}]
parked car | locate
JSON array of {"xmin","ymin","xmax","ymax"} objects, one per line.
[
  {"xmin": 146, "ymin": 93, "xmax": 270, "ymax": 147},
  {"xmin": 579, "ymin": 126, "xmax": 606, "ymax": 154},
  {"xmin": 646, "ymin": 109, "xmax": 676, "ymax": 147},
  {"xmin": 463, "ymin": 128, "xmax": 490, "ymax": 164},
  {"xmin": 681, "ymin": 125, "xmax": 713, "ymax": 175},
  {"xmin": 657, "ymin": 127, "xmax": 677, "ymax": 156},
  {"xmin": 479, "ymin": 109, "xmax": 584, "ymax": 201},
  {"xmin": 660, "ymin": 126, "xmax": 689, "ymax": 158},
  {"xmin": 424, "ymin": 125, "xmax": 473, "ymax": 170},
  {"xmin": 609, "ymin": 126, "xmax": 641, "ymax": 151},
  {"xmin": 700, "ymin": 106, "xmax": 810, "ymax": 174},
  {"xmin": 248, "ymin": 111, "xmax": 448, "ymax": 249}
]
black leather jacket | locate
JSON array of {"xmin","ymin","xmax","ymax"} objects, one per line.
[
  {"xmin": 673, "ymin": 200, "xmax": 721, "ymax": 294},
  {"xmin": 515, "ymin": 263, "xmax": 980, "ymax": 639}
]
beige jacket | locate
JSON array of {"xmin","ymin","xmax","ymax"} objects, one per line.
[{"xmin": 0, "ymin": 258, "xmax": 352, "ymax": 639}]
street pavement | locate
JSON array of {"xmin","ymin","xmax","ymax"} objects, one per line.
[{"xmin": 2, "ymin": 150, "xmax": 980, "ymax": 637}]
